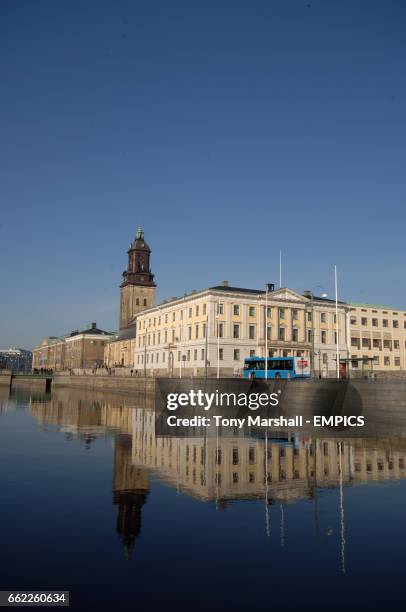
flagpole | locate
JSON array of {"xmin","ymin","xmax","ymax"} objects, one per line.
[
  {"xmin": 279, "ymin": 250, "xmax": 282, "ymax": 288},
  {"xmin": 335, "ymin": 265, "xmax": 340, "ymax": 380},
  {"xmin": 265, "ymin": 284, "xmax": 268, "ymax": 379}
]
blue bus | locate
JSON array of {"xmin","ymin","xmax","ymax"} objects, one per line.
[{"xmin": 243, "ymin": 356, "xmax": 310, "ymax": 380}]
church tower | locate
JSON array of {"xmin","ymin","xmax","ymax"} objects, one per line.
[{"xmin": 119, "ymin": 227, "xmax": 156, "ymax": 330}]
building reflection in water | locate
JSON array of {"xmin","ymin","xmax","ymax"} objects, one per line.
[{"xmin": 28, "ymin": 388, "xmax": 406, "ymax": 569}]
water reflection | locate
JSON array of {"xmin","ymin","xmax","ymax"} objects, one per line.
[{"xmin": 22, "ymin": 386, "xmax": 406, "ymax": 573}]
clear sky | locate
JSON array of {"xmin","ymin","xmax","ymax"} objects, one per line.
[{"xmin": 1, "ymin": 0, "xmax": 405, "ymax": 349}]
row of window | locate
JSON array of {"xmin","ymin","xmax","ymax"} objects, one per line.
[
  {"xmin": 351, "ymin": 355, "xmax": 402, "ymax": 367},
  {"xmin": 138, "ymin": 324, "xmax": 312, "ymax": 346},
  {"xmin": 351, "ymin": 338, "xmax": 404, "ymax": 350},
  {"xmin": 351, "ymin": 316, "xmax": 406, "ymax": 329}
]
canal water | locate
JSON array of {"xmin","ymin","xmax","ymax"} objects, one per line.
[{"xmin": 1, "ymin": 387, "xmax": 406, "ymax": 611}]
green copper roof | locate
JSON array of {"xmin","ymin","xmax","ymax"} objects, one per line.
[{"xmin": 348, "ymin": 302, "xmax": 405, "ymax": 311}]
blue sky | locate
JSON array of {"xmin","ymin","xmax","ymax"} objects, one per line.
[{"xmin": 1, "ymin": 0, "xmax": 405, "ymax": 348}]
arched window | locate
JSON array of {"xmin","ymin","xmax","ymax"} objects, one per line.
[
  {"xmin": 143, "ymin": 298, "xmax": 147, "ymax": 306},
  {"xmin": 136, "ymin": 298, "xmax": 139, "ymax": 306}
]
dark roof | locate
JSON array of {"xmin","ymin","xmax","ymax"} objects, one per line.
[
  {"xmin": 210, "ymin": 285, "xmax": 264, "ymax": 295},
  {"xmin": 311, "ymin": 295, "xmax": 347, "ymax": 305},
  {"xmin": 70, "ymin": 327, "xmax": 114, "ymax": 337}
]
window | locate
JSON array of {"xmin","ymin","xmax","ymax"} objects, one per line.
[
  {"xmin": 218, "ymin": 303, "xmax": 224, "ymax": 314},
  {"xmin": 292, "ymin": 328, "xmax": 298, "ymax": 342},
  {"xmin": 248, "ymin": 325, "xmax": 255, "ymax": 340},
  {"xmin": 372, "ymin": 318, "xmax": 378, "ymax": 327},
  {"xmin": 350, "ymin": 317, "xmax": 357, "ymax": 325},
  {"xmin": 195, "ymin": 324, "xmax": 199, "ymax": 338},
  {"xmin": 266, "ymin": 326, "xmax": 271, "ymax": 340},
  {"xmin": 279, "ymin": 327, "xmax": 285, "ymax": 341},
  {"xmin": 393, "ymin": 320, "xmax": 399, "ymax": 329},
  {"xmin": 395, "ymin": 357, "xmax": 401, "ymax": 367},
  {"xmin": 219, "ymin": 348, "xmax": 224, "ymax": 360},
  {"xmin": 143, "ymin": 299, "xmax": 147, "ymax": 306},
  {"xmin": 218, "ymin": 322, "xmax": 224, "ymax": 338},
  {"xmin": 189, "ymin": 308, "xmax": 192, "ymax": 317},
  {"xmin": 136, "ymin": 298, "xmax": 139, "ymax": 306},
  {"xmin": 187, "ymin": 350, "xmax": 190, "ymax": 361},
  {"xmin": 188, "ymin": 327, "xmax": 192, "ymax": 340},
  {"xmin": 196, "ymin": 305, "xmax": 199, "ymax": 316},
  {"xmin": 249, "ymin": 306, "xmax": 255, "ymax": 317},
  {"xmin": 194, "ymin": 349, "xmax": 197, "ymax": 361},
  {"xmin": 321, "ymin": 330, "xmax": 327, "ymax": 344},
  {"xmin": 250, "ymin": 349, "xmax": 255, "ymax": 357},
  {"xmin": 203, "ymin": 304, "xmax": 206, "ymax": 315},
  {"xmin": 383, "ymin": 319, "xmax": 388, "ymax": 328},
  {"xmin": 248, "ymin": 447, "xmax": 256, "ymax": 464},
  {"xmin": 362, "ymin": 338, "xmax": 370, "ymax": 348},
  {"xmin": 233, "ymin": 304, "xmax": 240, "ymax": 316},
  {"xmin": 320, "ymin": 312, "xmax": 326, "ymax": 323},
  {"xmin": 172, "ymin": 312, "xmax": 175, "ymax": 322},
  {"xmin": 292, "ymin": 309, "xmax": 298, "ymax": 320},
  {"xmin": 201, "ymin": 348, "xmax": 205, "ymax": 361},
  {"xmin": 361, "ymin": 317, "xmax": 367, "ymax": 326},
  {"xmin": 307, "ymin": 311, "xmax": 312, "ymax": 322},
  {"xmin": 279, "ymin": 308, "xmax": 285, "ymax": 319},
  {"xmin": 384, "ymin": 356, "xmax": 390, "ymax": 366},
  {"xmin": 234, "ymin": 349, "xmax": 240, "ymax": 361},
  {"xmin": 267, "ymin": 306, "xmax": 272, "ymax": 318},
  {"xmin": 232, "ymin": 448, "xmax": 239, "ymax": 465},
  {"xmin": 233, "ymin": 324, "xmax": 240, "ymax": 339},
  {"xmin": 203, "ymin": 323, "xmax": 207, "ymax": 337},
  {"xmin": 394, "ymin": 340, "xmax": 400, "ymax": 349}
]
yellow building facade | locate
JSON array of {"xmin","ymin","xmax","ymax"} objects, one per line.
[{"xmin": 348, "ymin": 303, "xmax": 406, "ymax": 374}]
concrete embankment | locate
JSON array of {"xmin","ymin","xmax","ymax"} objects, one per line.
[
  {"xmin": 52, "ymin": 373, "xmax": 406, "ymax": 416},
  {"xmin": 53, "ymin": 372, "xmax": 156, "ymax": 394}
]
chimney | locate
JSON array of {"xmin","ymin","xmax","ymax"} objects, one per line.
[
  {"xmin": 303, "ymin": 290, "xmax": 311, "ymax": 298},
  {"xmin": 221, "ymin": 280, "xmax": 229, "ymax": 287},
  {"xmin": 266, "ymin": 283, "xmax": 275, "ymax": 293},
  {"xmin": 91, "ymin": 322, "xmax": 97, "ymax": 329}
]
